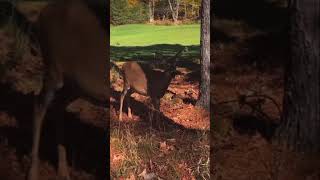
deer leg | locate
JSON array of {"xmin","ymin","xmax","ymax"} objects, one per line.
[
  {"xmin": 127, "ymin": 104, "xmax": 132, "ymax": 119},
  {"xmin": 28, "ymin": 87, "xmax": 55, "ymax": 180},
  {"xmin": 55, "ymin": 85, "xmax": 77, "ymax": 180},
  {"xmin": 149, "ymin": 98, "xmax": 160, "ymax": 127},
  {"xmin": 57, "ymin": 145, "xmax": 70, "ymax": 180},
  {"xmin": 126, "ymin": 90, "xmax": 133, "ymax": 119},
  {"xmin": 56, "ymin": 109, "xmax": 70, "ymax": 180},
  {"xmin": 119, "ymin": 84, "xmax": 130, "ymax": 121},
  {"xmin": 151, "ymin": 98, "xmax": 160, "ymax": 125},
  {"xmin": 148, "ymin": 106, "xmax": 154, "ymax": 128}
]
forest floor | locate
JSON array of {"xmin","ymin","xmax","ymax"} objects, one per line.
[
  {"xmin": 110, "ymin": 61, "xmax": 210, "ymax": 179},
  {"xmin": 211, "ymin": 0, "xmax": 320, "ymax": 179}
]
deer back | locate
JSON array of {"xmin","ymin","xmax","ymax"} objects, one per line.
[{"xmin": 122, "ymin": 61, "xmax": 176, "ymax": 99}]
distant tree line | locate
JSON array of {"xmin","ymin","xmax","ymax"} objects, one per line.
[
  {"xmin": 111, "ymin": 0, "xmax": 201, "ymax": 25},
  {"xmin": 111, "ymin": 0, "xmax": 148, "ymax": 25}
]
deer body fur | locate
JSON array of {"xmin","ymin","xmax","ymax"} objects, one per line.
[
  {"xmin": 38, "ymin": 0, "xmax": 108, "ymax": 102},
  {"xmin": 119, "ymin": 49, "xmax": 184, "ymax": 121}
]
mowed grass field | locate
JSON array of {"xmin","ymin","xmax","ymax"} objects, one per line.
[
  {"xmin": 111, "ymin": 24, "xmax": 200, "ymax": 46},
  {"xmin": 110, "ymin": 24, "xmax": 201, "ymax": 61}
]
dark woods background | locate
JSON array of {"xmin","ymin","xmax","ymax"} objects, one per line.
[{"xmin": 212, "ymin": 0, "xmax": 320, "ymax": 179}]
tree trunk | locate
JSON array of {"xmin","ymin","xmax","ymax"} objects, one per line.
[
  {"xmin": 184, "ymin": 2, "xmax": 187, "ymax": 19},
  {"xmin": 275, "ymin": 0, "xmax": 320, "ymax": 152},
  {"xmin": 152, "ymin": 0, "xmax": 155, "ymax": 21},
  {"xmin": 175, "ymin": 0, "xmax": 180, "ymax": 22},
  {"xmin": 149, "ymin": 0, "xmax": 154, "ymax": 23},
  {"xmin": 197, "ymin": 6, "xmax": 200, "ymax": 17},
  {"xmin": 196, "ymin": 0, "xmax": 210, "ymax": 110},
  {"xmin": 168, "ymin": 0, "xmax": 180, "ymax": 24},
  {"xmin": 191, "ymin": 0, "xmax": 194, "ymax": 16}
]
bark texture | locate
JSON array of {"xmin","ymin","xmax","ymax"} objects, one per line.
[
  {"xmin": 196, "ymin": 0, "xmax": 210, "ymax": 110},
  {"xmin": 168, "ymin": 0, "xmax": 180, "ymax": 23},
  {"xmin": 149, "ymin": 0, "xmax": 155, "ymax": 23},
  {"xmin": 276, "ymin": 0, "xmax": 320, "ymax": 152}
]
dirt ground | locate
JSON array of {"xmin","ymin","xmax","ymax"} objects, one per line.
[{"xmin": 211, "ymin": 1, "xmax": 320, "ymax": 179}]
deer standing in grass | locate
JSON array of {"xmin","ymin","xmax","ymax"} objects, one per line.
[
  {"xmin": 118, "ymin": 49, "xmax": 184, "ymax": 122},
  {"xmin": 3, "ymin": 0, "xmax": 108, "ymax": 180}
]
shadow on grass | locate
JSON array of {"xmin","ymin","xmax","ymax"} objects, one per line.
[
  {"xmin": 111, "ymin": 44, "xmax": 200, "ymax": 62},
  {"xmin": 111, "ymin": 44, "xmax": 201, "ymax": 82}
]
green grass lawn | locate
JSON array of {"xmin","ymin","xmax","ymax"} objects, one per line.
[
  {"xmin": 111, "ymin": 24, "xmax": 200, "ymax": 46},
  {"xmin": 110, "ymin": 24, "xmax": 200, "ymax": 61}
]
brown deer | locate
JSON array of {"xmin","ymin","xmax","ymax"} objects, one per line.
[
  {"xmin": 118, "ymin": 49, "xmax": 184, "ymax": 122},
  {"xmin": 4, "ymin": 0, "xmax": 109, "ymax": 180}
]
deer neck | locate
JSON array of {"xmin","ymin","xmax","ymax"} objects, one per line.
[{"xmin": 158, "ymin": 68, "xmax": 176, "ymax": 96}]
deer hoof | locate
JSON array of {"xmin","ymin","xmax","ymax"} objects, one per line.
[
  {"xmin": 128, "ymin": 113, "xmax": 132, "ymax": 119},
  {"xmin": 128, "ymin": 108, "xmax": 132, "ymax": 119}
]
